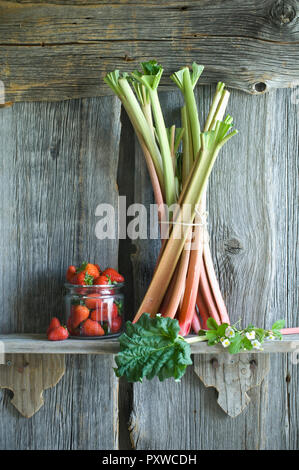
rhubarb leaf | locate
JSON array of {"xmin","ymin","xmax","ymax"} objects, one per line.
[{"xmin": 114, "ymin": 313, "xmax": 192, "ymax": 383}]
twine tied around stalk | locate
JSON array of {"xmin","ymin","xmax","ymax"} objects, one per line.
[{"xmin": 159, "ymin": 208, "xmax": 209, "ymax": 227}]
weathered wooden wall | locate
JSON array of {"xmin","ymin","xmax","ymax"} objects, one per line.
[
  {"xmin": 0, "ymin": 97, "xmax": 121, "ymax": 449},
  {"xmin": 1, "ymin": 0, "xmax": 299, "ymax": 101},
  {"xmin": 0, "ymin": 0, "xmax": 298, "ymax": 451},
  {"xmin": 0, "ymin": 86, "xmax": 298, "ymax": 449}
]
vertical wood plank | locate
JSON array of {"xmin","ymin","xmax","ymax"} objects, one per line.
[
  {"xmin": 130, "ymin": 88, "xmax": 299, "ymax": 449},
  {"xmin": 0, "ymin": 97, "xmax": 121, "ymax": 448}
]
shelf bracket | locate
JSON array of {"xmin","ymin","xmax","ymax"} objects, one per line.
[
  {"xmin": 194, "ymin": 353, "xmax": 270, "ymax": 417},
  {"xmin": 0, "ymin": 353, "xmax": 65, "ymax": 418}
]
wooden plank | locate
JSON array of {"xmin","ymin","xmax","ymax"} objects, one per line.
[
  {"xmin": 194, "ymin": 353, "xmax": 271, "ymax": 417},
  {"xmin": 1, "ymin": 0, "xmax": 299, "ymax": 102},
  {"xmin": 130, "ymin": 87, "xmax": 299, "ymax": 449},
  {"xmin": 0, "ymin": 97, "xmax": 121, "ymax": 446},
  {"xmin": 1, "ymin": 334, "xmax": 298, "ymax": 354},
  {"xmin": 0, "ymin": 354, "xmax": 65, "ymax": 418}
]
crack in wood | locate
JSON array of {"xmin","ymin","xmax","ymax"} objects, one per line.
[{"xmin": 1, "ymin": 35, "xmax": 299, "ymax": 47}]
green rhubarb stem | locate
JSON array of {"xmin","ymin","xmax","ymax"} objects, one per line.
[
  {"xmin": 133, "ymin": 130, "xmax": 237, "ymax": 322},
  {"xmin": 140, "ymin": 86, "xmax": 155, "ymax": 136},
  {"xmin": 200, "ymin": 85, "xmax": 232, "ymax": 325},
  {"xmin": 174, "ymin": 127, "xmax": 185, "ymax": 154},
  {"xmin": 142, "ymin": 100, "xmax": 154, "ymax": 135},
  {"xmin": 183, "ymin": 68, "xmax": 201, "ymax": 160},
  {"xmin": 148, "ymin": 88, "xmax": 176, "ymax": 207},
  {"xmin": 208, "ymin": 90, "xmax": 230, "ymax": 132},
  {"xmin": 181, "ymin": 106, "xmax": 193, "ymax": 185},
  {"xmin": 184, "ymin": 335, "xmax": 208, "ymax": 344},
  {"xmin": 135, "ymin": 129, "xmax": 166, "ymax": 226},
  {"xmin": 204, "ymin": 82, "xmax": 225, "ymax": 132},
  {"xmin": 117, "ymin": 92, "xmax": 166, "ymax": 204},
  {"xmin": 118, "ymin": 78, "xmax": 164, "ymax": 188}
]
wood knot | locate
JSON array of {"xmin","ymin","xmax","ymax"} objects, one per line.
[
  {"xmin": 124, "ymin": 54, "xmax": 134, "ymax": 62},
  {"xmin": 224, "ymin": 238, "xmax": 243, "ymax": 255},
  {"xmin": 253, "ymin": 82, "xmax": 267, "ymax": 93},
  {"xmin": 269, "ymin": 0, "xmax": 297, "ymax": 26}
]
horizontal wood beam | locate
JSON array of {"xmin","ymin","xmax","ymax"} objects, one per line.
[
  {"xmin": 0, "ymin": 0, "xmax": 299, "ymax": 102},
  {"xmin": 1, "ymin": 333, "xmax": 298, "ymax": 354}
]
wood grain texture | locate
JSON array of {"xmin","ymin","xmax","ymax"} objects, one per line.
[
  {"xmin": 0, "ymin": 354, "xmax": 65, "ymax": 418},
  {"xmin": 130, "ymin": 87, "xmax": 299, "ymax": 449},
  {"xmin": 1, "ymin": 334, "xmax": 298, "ymax": 354},
  {"xmin": 194, "ymin": 353, "xmax": 270, "ymax": 417},
  {"xmin": 1, "ymin": 0, "xmax": 299, "ymax": 102},
  {"xmin": 0, "ymin": 84, "xmax": 297, "ymax": 447},
  {"xmin": 0, "ymin": 97, "xmax": 121, "ymax": 446}
]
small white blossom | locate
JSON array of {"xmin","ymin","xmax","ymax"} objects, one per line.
[
  {"xmin": 266, "ymin": 332, "xmax": 276, "ymax": 341},
  {"xmin": 251, "ymin": 339, "xmax": 263, "ymax": 350},
  {"xmin": 246, "ymin": 331, "xmax": 256, "ymax": 340},
  {"xmin": 220, "ymin": 337, "xmax": 230, "ymax": 348},
  {"xmin": 225, "ymin": 327, "xmax": 235, "ymax": 338}
]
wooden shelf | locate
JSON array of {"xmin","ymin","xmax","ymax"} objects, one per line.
[
  {"xmin": 1, "ymin": 334, "xmax": 298, "ymax": 355},
  {"xmin": 1, "ymin": 333, "xmax": 298, "ymax": 419}
]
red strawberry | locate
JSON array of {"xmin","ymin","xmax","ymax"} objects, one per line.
[
  {"xmin": 69, "ymin": 272, "xmax": 82, "ymax": 285},
  {"xmin": 110, "ymin": 316, "xmax": 122, "ymax": 333},
  {"xmin": 48, "ymin": 326, "xmax": 69, "ymax": 341},
  {"xmin": 90, "ymin": 303, "xmax": 118, "ymax": 322},
  {"xmin": 47, "ymin": 317, "xmax": 61, "ymax": 336},
  {"xmin": 90, "ymin": 309, "xmax": 101, "ymax": 322},
  {"xmin": 102, "ymin": 268, "xmax": 124, "ymax": 283},
  {"xmin": 104, "ymin": 303, "xmax": 119, "ymax": 321},
  {"xmin": 95, "ymin": 264, "xmax": 102, "ymax": 274},
  {"xmin": 93, "ymin": 275, "xmax": 110, "ymax": 286},
  {"xmin": 66, "ymin": 265, "xmax": 76, "ymax": 282},
  {"xmin": 71, "ymin": 305, "xmax": 90, "ymax": 328},
  {"xmin": 81, "ymin": 319, "xmax": 105, "ymax": 336},
  {"xmin": 71, "ymin": 271, "xmax": 93, "ymax": 286},
  {"xmin": 77, "ymin": 262, "xmax": 100, "ymax": 279},
  {"xmin": 85, "ymin": 294, "xmax": 102, "ymax": 310},
  {"xmin": 67, "ymin": 316, "xmax": 76, "ymax": 336}
]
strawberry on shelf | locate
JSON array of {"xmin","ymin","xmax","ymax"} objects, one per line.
[{"xmin": 81, "ymin": 319, "xmax": 105, "ymax": 337}]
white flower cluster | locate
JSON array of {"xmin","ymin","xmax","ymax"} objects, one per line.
[
  {"xmin": 244, "ymin": 331, "xmax": 264, "ymax": 350},
  {"xmin": 219, "ymin": 327, "xmax": 276, "ymax": 351},
  {"xmin": 220, "ymin": 327, "xmax": 235, "ymax": 348}
]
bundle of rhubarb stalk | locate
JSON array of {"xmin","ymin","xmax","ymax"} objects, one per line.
[
  {"xmin": 105, "ymin": 61, "xmax": 236, "ymax": 336},
  {"xmin": 105, "ymin": 61, "xmax": 298, "ymax": 383}
]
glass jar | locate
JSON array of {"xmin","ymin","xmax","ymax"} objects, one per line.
[{"xmin": 65, "ymin": 283, "xmax": 124, "ymax": 338}]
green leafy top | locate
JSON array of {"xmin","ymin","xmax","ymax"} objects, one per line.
[
  {"xmin": 131, "ymin": 60, "xmax": 164, "ymax": 91},
  {"xmin": 114, "ymin": 313, "xmax": 192, "ymax": 383},
  {"xmin": 170, "ymin": 62, "xmax": 204, "ymax": 91},
  {"xmin": 76, "ymin": 261, "xmax": 88, "ymax": 273},
  {"xmin": 141, "ymin": 60, "xmax": 162, "ymax": 76}
]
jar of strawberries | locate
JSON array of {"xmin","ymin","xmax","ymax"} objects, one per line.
[{"xmin": 65, "ymin": 262, "xmax": 124, "ymax": 338}]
